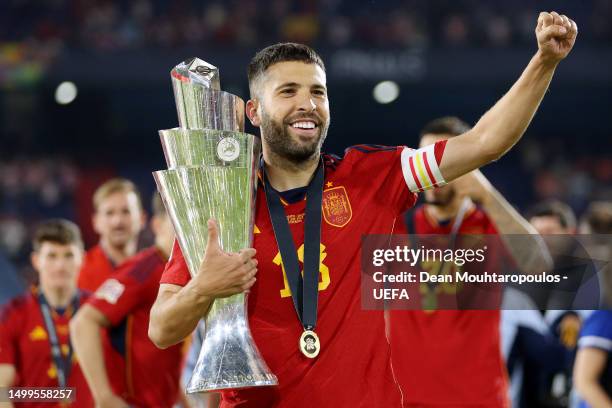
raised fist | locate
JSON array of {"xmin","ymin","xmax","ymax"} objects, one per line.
[{"xmin": 536, "ymin": 11, "xmax": 578, "ymax": 64}]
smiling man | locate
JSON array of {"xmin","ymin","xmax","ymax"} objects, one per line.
[{"xmin": 149, "ymin": 11, "xmax": 577, "ymax": 407}]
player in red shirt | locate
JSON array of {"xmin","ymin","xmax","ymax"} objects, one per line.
[
  {"xmin": 0, "ymin": 219, "xmax": 93, "ymax": 408},
  {"xmin": 149, "ymin": 16, "xmax": 577, "ymax": 407},
  {"xmin": 70, "ymin": 194, "xmax": 183, "ymax": 408},
  {"xmin": 388, "ymin": 117, "xmax": 552, "ymax": 407},
  {"xmin": 78, "ymin": 178, "xmax": 146, "ymax": 292}
]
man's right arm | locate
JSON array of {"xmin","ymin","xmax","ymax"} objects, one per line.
[
  {"xmin": 149, "ymin": 220, "xmax": 257, "ymax": 349},
  {"xmin": 149, "ymin": 283, "xmax": 214, "ymax": 349},
  {"xmin": 0, "ymin": 364, "xmax": 16, "ymax": 408},
  {"xmin": 573, "ymin": 347, "xmax": 612, "ymax": 408}
]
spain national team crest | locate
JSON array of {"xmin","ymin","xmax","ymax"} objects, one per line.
[{"xmin": 322, "ymin": 186, "xmax": 352, "ymax": 227}]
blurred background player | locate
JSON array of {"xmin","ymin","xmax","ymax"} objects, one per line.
[
  {"xmin": 527, "ymin": 200, "xmax": 598, "ymax": 316},
  {"xmin": 78, "ymin": 178, "xmax": 146, "ymax": 292},
  {"xmin": 579, "ymin": 202, "xmax": 612, "ymax": 308},
  {"xmin": 573, "ymin": 310, "xmax": 612, "ymax": 407},
  {"xmin": 528, "ymin": 199, "xmax": 577, "ymax": 236},
  {"xmin": 522, "ymin": 200, "xmax": 601, "ymax": 406},
  {"xmin": 0, "ymin": 219, "xmax": 93, "ymax": 407},
  {"xmin": 70, "ymin": 193, "xmax": 184, "ymax": 408},
  {"xmin": 388, "ymin": 116, "xmax": 551, "ymax": 407}
]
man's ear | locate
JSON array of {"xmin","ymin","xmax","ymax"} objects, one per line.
[
  {"xmin": 31, "ymin": 251, "xmax": 40, "ymax": 272},
  {"xmin": 150, "ymin": 215, "xmax": 160, "ymax": 237},
  {"xmin": 92, "ymin": 213, "xmax": 101, "ymax": 235},
  {"xmin": 246, "ymin": 99, "xmax": 261, "ymax": 127}
]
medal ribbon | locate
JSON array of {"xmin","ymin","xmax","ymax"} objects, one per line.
[
  {"xmin": 263, "ymin": 159, "xmax": 324, "ymax": 331},
  {"xmin": 38, "ymin": 291, "xmax": 80, "ymax": 388}
]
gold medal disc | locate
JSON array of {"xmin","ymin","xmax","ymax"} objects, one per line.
[{"xmin": 299, "ymin": 330, "xmax": 320, "ymax": 358}]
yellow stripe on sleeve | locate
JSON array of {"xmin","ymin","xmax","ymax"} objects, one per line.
[{"xmin": 414, "ymin": 152, "xmax": 432, "ymax": 189}]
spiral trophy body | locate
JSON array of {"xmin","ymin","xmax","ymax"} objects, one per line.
[{"xmin": 153, "ymin": 58, "xmax": 277, "ymax": 392}]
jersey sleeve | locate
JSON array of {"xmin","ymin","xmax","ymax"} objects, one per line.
[
  {"xmin": 0, "ymin": 302, "xmax": 18, "ymax": 365},
  {"xmin": 160, "ymin": 240, "xmax": 192, "ymax": 287},
  {"xmin": 343, "ymin": 141, "xmax": 447, "ymax": 215},
  {"xmin": 578, "ymin": 311, "xmax": 612, "ymax": 352},
  {"xmin": 87, "ymin": 259, "xmax": 152, "ymax": 326}
]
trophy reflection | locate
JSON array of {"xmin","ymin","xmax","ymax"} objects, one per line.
[{"xmin": 153, "ymin": 58, "xmax": 277, "ymax": 392}]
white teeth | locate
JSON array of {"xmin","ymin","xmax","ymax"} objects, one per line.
[{"xmin": 292, "ymin": 121, "xmax": 316, "ymax": 129}]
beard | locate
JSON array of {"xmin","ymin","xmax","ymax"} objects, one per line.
[
  {"xmin": 260, "ymin": 109, "xmax": 329, "ymax": 166},
  {"xmin": 425, "ymin": 186, "xmax": 456, "ymax": 207}
]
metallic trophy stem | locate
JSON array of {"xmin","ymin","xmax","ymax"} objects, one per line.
[{"xmin": 154, "ymin": 58, "xmax": 277, "ymax": 392}]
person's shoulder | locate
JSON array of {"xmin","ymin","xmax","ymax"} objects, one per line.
[
  {"xmin": 85, "ymin": 244, "xmax": 102, "ymax": 257},
  {"xmin": 580, "ymin": 310, "xmax": 612, "ymax": 343},
  {"xmin": 117, "ymin": 246, "xmax": 166, "ymax": 284},
  {"xmin": 466, "ymin": 204, "xmax": 497, "ymax": 230},
  {"xmin": 0, "ymin": 291, "xmax": 35, "ymax": 324},
  {"xmin": 82, "ymin": 244, "xmax": 107, "ymax": 266},
  {"xmin": 469, "ymin": 204, "xmax": 489, "ymax": 219},
  {"xmin": 326, "ymin": 145, "xmax": 407, "ymax": 172},
  {"xmin": 342, "ymin": 144, "xmax": 404, "ymax": 160}
]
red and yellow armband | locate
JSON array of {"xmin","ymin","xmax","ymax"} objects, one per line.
[{"xmin": 401, "ymin": 140, "xmax": 447, "ymax": 193}]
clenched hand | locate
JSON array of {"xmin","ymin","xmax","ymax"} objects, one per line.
[{"xmin": 536, "ymin": 11, "xmax": 578, "ymax": 64}]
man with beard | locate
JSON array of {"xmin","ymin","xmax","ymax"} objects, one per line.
[
  {"xmin": 78, "ymin": 178, "xmax": 146, "ymax": 292},
  {"xmin": 149, "ymin": 12, "xmax": 577, "ymax": 407},
  {"xmin": 388, "ymin": 117, "xmax": 552, "ymax": 407},
  {"xmin": 76, "ymin": 178, "xmax": 145, "ymax": 400}
]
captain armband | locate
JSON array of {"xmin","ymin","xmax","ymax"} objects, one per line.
[{"xmin": 400, "ymin": 140, "xmax": 447, "ymax": 193}]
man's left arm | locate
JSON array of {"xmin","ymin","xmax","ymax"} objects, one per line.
[
  {"xmin": 70, "ymin": 305, "xmax": 129, "ymax": 408},
  {"xmin": 70, "ymin": 274, "xmax": 144, "ymax": 408},
  {"xmin": 457, "ymin": 170, "xmax": 553, "ymax": 273},
  {"xmin": 438, "ymin": 12, "xmax": 577, "ymax": 182}
]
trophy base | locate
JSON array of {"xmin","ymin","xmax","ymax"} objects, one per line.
[{"xmin": 185, "ymin": 297, "xmax": 279, "ymax": 394}]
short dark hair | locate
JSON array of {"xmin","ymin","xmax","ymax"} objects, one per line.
[
  {"xmin": 247, "ymin": 42, "xmax": 326, "ymax": 97},
  {"xmin": 582, "ymin": 201, "xmax": 612, "ymax": 234},
  {"xmin": 420, "ymin": 116, "xmax": 471, "ymax": 139},
  {"xmin": 151, "ymin": 192, "xmax": 167, "ymax": 218},
  {"xmin": 33, "ymin": 219, "xmax": 83, "ymax": 251},
  {"xmin": 526, "ymin": 200, "xmax": 577, "ymax": 230}
]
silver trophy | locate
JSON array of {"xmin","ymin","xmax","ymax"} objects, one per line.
[{"xmin": 153, "ymin": 58, "xmax": 277, "ymax": 392}]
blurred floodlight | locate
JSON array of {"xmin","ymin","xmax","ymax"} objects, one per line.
[
  {"xmin": 373, "ymin": 81, "xmax": 399, "ymax": 104},
  {"xmin": 55, "ymin": 81, "xmax": 78, "ymax": 105}
]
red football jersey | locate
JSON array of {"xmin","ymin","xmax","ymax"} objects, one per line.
[
  {"xmin": 161, "ymin": 147, "xmax": 421, "ymax": 407},
  {"xmin": 88, "ymin": 247, "xmax": 184, "ymax": 408},
  {"xmin": 389, "ymin": 204, "xmax": 509, "ymax": 407},
  {"xmin": 0, "ymin": 289, "xmax": 94, "ymax": 408},
  {"xmin": 77, "ymin": 244, "xmax": 118, "ymax": 292}
]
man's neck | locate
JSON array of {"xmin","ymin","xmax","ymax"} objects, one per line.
[
  {"xmin": 40, "ymin": 285, "xmax": 76, "ymax": 309},
  {"xmin": 425, "ymin": 196, "xmax": 473, "ymax": 222},
  {"xmin": 154, "ymin": 242, "xmax": 171, "ymax": 261},
  {"xmin": 100, "ymin": 239, "xmax": 136, "ymax": 266},
  {"xmin": 263, "ymin": 150, "xmax": 320, "ymax": 192}
]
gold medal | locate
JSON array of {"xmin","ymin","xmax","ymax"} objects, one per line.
[{"xmin": 299, "ymin": 330, "xmax": 320, "ymax": 358}]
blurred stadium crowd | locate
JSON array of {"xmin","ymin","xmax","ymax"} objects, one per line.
[
  {"xmin": 2, "ymin": 0, "xmax": 612, "ymax": 50},
  {"xmin": 2, "ymin": 0, "xmax": 612, "ymax": 86}
]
